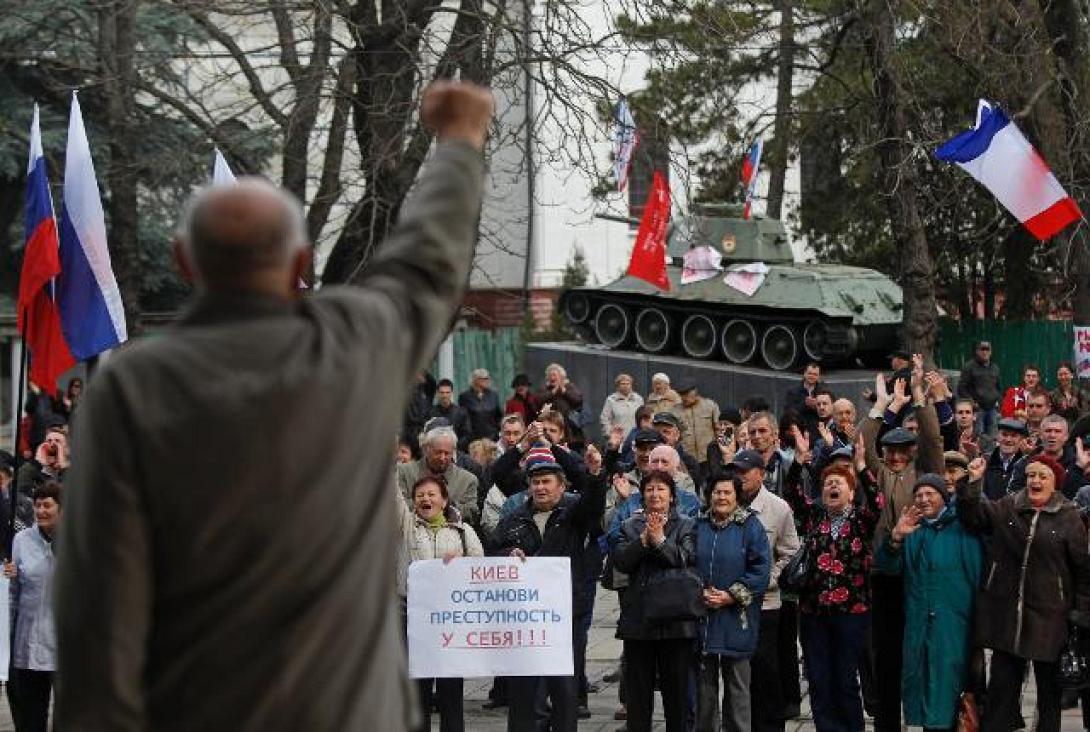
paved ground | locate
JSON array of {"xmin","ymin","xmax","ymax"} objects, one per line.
[{"xmin": 453, "ymin": 587, "xmax": 1087, "ymax": 731}]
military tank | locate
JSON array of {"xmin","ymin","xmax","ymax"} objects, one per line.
[{"xmin": 558, "ymin": 204, "xmax": 903, "ymax": 370}]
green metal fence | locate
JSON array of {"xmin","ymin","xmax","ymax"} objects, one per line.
[
  {"xmin": 936, "ymin": 319, "xmax": 1075, "ymax": 387},
  {"xmin": 434, "ymin": 327, "xmax": 524, "ymax": 394}
]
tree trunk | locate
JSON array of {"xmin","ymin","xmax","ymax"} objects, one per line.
[
  {"xmin": 98, "ymin": 0, "xmax": 142, "ymax": 334},
  {"xmin": 765, "ymin": 0, "xmax": 795, "ymax": 220},
  {"xmin": 1038, "ymin": 0, "xmax": 1090, "ymax": 324},
  {"xmin": 864, "ymin": 0, "xmax": 937, "ymax": 358}
]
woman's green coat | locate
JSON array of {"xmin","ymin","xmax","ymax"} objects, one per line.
[{"xmin": 875, "ymin": 504, "xmax": 983, "ymax": 729}]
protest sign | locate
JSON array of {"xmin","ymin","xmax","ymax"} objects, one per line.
[
  {"xmin": 407, "ymin": 556, "xmax": 572, "ymax": 678},
  {"xmin": 1075, "ymin": 326, "xmax": 1090, "ymax": 380}
]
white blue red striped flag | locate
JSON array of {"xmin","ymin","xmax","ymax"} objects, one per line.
[
  {"xmin": 56, "ymin": 92, "xmax": 127, "ymax": 358},
  {"xmin": 936, "ymin": 100, "xmax": 1082, "ymax": 240}
]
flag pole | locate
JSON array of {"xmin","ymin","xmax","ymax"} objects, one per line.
[{"xmin": 8, "ymin": 309, "xmax": 28, "ymax": 558}]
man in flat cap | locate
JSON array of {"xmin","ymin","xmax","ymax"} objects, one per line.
[
  {"xmin": 55, "ymin": 82, "xmax": 494, "ymax": 731},
  {"xmin": 671, "ymin": 379, "xmax": 720, "ymax": 479},
  {"xmin": 652, "ymin": 411, "xmax": 702, "ymax": 479},
  {"xmin": 982, "ymin": 418, "xmax": 1030, "ymax": 500},
  {"xmin": 860, "ymin": 357, "xmax": 944, "ymax": 732}
]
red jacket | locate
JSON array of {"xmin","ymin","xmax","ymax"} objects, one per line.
[
  {"xmin": 1000, "ymin": 386, "xmax": 1028, "ymax": 418},
  {"xmin": 505, "ymin": 393, "xmax": 541, "ymax": 424}
]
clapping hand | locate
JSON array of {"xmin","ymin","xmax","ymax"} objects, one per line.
[
  {"xmin": 1076, "ymin": 438, "xmax": 1090, "ymax": 472},
  {"xmin": 643, "ymin": 511, "xmax": 667, "ymax": 546}
]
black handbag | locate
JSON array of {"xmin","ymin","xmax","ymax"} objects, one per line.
[
  {"xmin": 1059, "ymin": 624, "xmax": 1090, "ymax": 690},
  {"xmin": 778, "ymin": 542, "xmax": 814, "ymax": 597},
  {"xmin": 643, "ymin": 567, "xmax": 707, "ymax": 623}
]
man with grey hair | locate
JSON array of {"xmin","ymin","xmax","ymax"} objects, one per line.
[
  {"xmin": 397, "ymin": 426, "xmax": 480, "ymax": 524},
  {"xmin": 54, "ymin": 81, "xmax": 494, "ymax": 731},
  {"xmin": 459, "ymin": 367, "xmax": 503, "ymax": 441}
]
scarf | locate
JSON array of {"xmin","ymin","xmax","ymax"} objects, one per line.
[
  {"xmin": 709, "ymin": 507, "xmax": 751, "ymax": 528},
  {"xmin": 829, "ymin": 507, "xmax": 853, "ymax": 537},
  {"xmin": 425, "ymin": 514, "xmax": 448, "ymax": 532}
]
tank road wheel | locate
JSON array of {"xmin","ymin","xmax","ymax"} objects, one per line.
[
  {"xmin": 680, "ymin": 315, "xmax": 717, "ymax": 359},
  {"xmin": 563, "ymin": 292, "xmax": 592, "ymax": 325},
  {"xmin": 594, "ymin": 304, "xmax": 631, "ymax": 349},
  {"xmin": 721, "ymin": 319, "xmax": 758, "ymax": 364},
  {"xmin": 761, "ymin": 324, "xmax": 799, "ymax": 371},
  {"xmin": 635, "ymin": 308, "xmax": 671, "ymax": 354},
  {"xmin": 802, "ymin": 321, "xmax": 827, "ymax": 362}
]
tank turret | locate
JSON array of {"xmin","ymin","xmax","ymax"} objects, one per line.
[{"xmin": 558, "ymin": 208, "xmax": 902, "ymax": 370}]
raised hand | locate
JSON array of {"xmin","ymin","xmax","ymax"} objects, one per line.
[
  {"xmin": 608, "ymin": 425, "xmax": 626, "ymax": 452},
  {"xmin": 791, "ymin": 425, "xmax": 812, "ymax": 464},
  {"xmin": 1076, "ymin": 437, "xmax": 1090, "ymax": 472},
  {"xmin": 891, "ymin": 377, "xmax": 909, "ymax": 409},
  {"xmin": 420, "ymin": 81, "xmax": 494, "ymax": 151},
  {"xmin": 875, "ymin": 372, "xmax": 890, "ymax": 407},
  {"xmin": 854, "ymin": 432, "xmax": 867, "ymax": 473},
  {"xmin": 613, "ymin": 473, "xmax": 633, "ymax": 500},
  {"xmin": 892, "ymin": 505, "xmax": 923, "ymax": 542},
  {"xmin": 584, "ymin": 444, "xmax": 603, "ymax": 475},
  {"xmin": 967, "ymin": 457, "xmax": 986, "ymax": 483}
]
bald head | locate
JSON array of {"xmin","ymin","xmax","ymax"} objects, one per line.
[
  {"xmin": 177, "ymin": 178, "xmax": 309, "ymax": 294},
  {"xmin": 648, "ymin": 445, "xmax": 680, "ymax": 473}
]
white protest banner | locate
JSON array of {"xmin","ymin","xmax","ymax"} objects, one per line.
[
  {"xmin": 1075, "ymin": 326, "xmax": 1090, "ymax": 380},
  {"xmin": 407, "ymin": 556, "xmax": 573, "ymax": 679}
]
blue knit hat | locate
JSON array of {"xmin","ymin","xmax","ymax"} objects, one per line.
[{"xmin": 524, "ymin": 442, "xmax": 563, "ymax": 476}]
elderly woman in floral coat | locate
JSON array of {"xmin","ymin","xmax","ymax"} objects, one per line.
[{"xmin": 784, "ymin": 452, "xmax": 881, "ymax": 732}]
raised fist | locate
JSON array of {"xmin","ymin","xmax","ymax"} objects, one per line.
[{"xmin": 420, "ymin": 81, "xmax": 494, "ymax": 151}]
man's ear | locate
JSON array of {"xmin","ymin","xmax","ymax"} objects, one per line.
[{"xmin": 173, "ymin": 238, "xmax": 197, "ymax": 283}]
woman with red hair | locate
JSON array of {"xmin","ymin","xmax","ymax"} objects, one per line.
[{"xmin": 783, "ymin": 451, "xmax": 882, "ymax": 732}]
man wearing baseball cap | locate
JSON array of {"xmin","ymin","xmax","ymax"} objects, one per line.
[
  {"xmin": 730, "ymin": 449, "xmax": 800, "ymax": 731},
  {"xmin": 651, "ymin": 411, "xmax": 702, "ymax": 479},
  {"xmin": 492, "ymin": 440, "xmax": 613, "ymax": 732},
  {"xmin": 982, "ymin": 418, "xmax": 1029, "ymax": 500}
]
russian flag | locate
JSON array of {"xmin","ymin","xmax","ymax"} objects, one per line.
[
  {"xmin": 19, "ymin": 105, "xmax": 76, "ymax": 391},
  {"xmin": 936, "ymin": 100, "xmax": 1082, "ymax": 241},
  {"xmin": 56, "ymin": 93, "xmax": 127, "ymax": 359},
  {"xmin": 741, "ymin": 139, "xmax": 762, "ymax": 220}
]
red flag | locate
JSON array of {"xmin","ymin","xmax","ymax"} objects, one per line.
[
  {"xmin": 21, "ymin": 105, "xmax": 75, "ymax": 393},
  {"xmin": 627, "ymin": 171, "xmax": 671, "ymax": 291}
]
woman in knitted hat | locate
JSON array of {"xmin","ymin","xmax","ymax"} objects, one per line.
[
  {"xmin": 958, "ymin": 454, "xmax": 1090, "ymax": 732},
  {"xmin": 782, "ymin": 455, "xmax": 882, "ymax": 732},
  {"xmin": 875, "ymin": 473, "xmax": 984, "ymax": 731}
]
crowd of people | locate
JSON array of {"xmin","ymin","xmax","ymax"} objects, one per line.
[{"xmin": 394, "ymin": 344, "xmax": 1090, "ymax": 732}]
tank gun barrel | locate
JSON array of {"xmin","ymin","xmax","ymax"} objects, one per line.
[
  {"xmin": 594, "ymin": 212, "xmax": 676, "ymax": 238},
  {"xmin": 594, "ymin": 212, "xmax": 641, "ymax": 226}
]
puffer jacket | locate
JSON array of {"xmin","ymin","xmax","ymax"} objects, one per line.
[
  {"xmin": 612, "ymin": 511, "xmax": 699, "ymax": 641},
  {"xmin": 696, "ymin": 511, "xmax": 771, "ymax": 658},
  {"xmin": 395, "ymin": 498, "xmax": 484, "ymax": 598},
  {"xmin": 957, "ymin": 476, "xmax": 1090, "ymax": 661}
]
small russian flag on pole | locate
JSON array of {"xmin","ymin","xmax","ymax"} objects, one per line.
[
  {"xmin": 56, "ymin": 92, "xmax": 128, "ymax": 358},
  {"xmin": 741, "ymin": 139, "xmax": 763, "ymax": 220},
  {"xmin": 936, "ymin": 100, "xmax": 1082, "ymax": 241}
]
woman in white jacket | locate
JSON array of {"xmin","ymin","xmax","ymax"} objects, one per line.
[{"xmin": 397, "ymin": 475, "xmax": 483, "ymax": 732}]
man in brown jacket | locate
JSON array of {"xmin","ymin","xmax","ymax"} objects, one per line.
[
  {"xmin": 53, "ymin": 82, "xmax": 494, "ymax": 731},
  {"xmin": 860, "ymin": 357, "xmax": 943, "ymax": 732}
]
